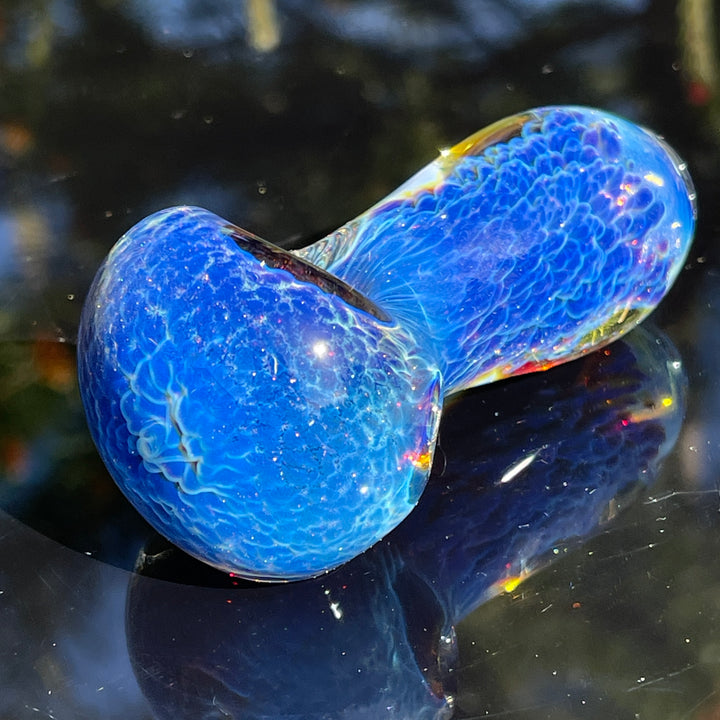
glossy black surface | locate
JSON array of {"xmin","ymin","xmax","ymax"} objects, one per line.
[{"xmin": 2, "ymin": 1, "xmax": 720, "ymax": 718}]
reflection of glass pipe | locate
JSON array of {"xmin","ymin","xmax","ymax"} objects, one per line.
[
  {"xmin": 78, "ymin": 106, "xmax": 696, "ymax": 580},
  {"xmin": 126, "ymin": 326, "xmax": 686, "ymax": 720}
]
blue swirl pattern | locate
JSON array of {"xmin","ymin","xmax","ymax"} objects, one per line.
[
  {"xmin": 299, "ymin": 106, "xmax": 696, "ymax": 390},
  {"xmin": 78, "ymin": 106, "xmax": 695, "ymax": 580}
]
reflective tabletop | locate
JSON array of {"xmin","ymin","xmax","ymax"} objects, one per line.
[{"xmin": 1, "ymin": 1, "xmax": 720, "ymax": 718}]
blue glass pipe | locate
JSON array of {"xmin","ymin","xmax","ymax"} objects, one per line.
[{"xmin": 78, "ymin": 106, "xmax": 696, "ymax": 580}]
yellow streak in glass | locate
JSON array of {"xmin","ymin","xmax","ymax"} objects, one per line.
[
  {"xmin": 443, "ymin": 112, "xmax": 534, "ymax": 162},
  {"xmin": 502, "ymin": 576, "xmax": 524, "ymax": 593}
]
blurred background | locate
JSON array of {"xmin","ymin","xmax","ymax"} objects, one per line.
[{"xmin": 1, "ymin": 1, "xmax": 720, "ymax": 718}]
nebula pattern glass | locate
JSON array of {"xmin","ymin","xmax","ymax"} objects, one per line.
[{"xmin": 77, "ymin": 106, "xmax": 696, "ymax": 580}]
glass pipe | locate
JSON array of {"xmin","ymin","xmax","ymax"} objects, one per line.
[
  {"xmin": 77, "ymin": 106, "xmax": 696, "ymax": 581},
  {"xmin": 125, "ymin": 326, "xmax": 686, "ymax": 720}
]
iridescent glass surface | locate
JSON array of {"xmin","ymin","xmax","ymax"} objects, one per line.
[
  {"xmin": 78, "ymin": 108, "xmax": 694, "ymax": 580},
  {"xmin": 1, "ymin": 1, "xmax": 719, "ymax": 718}
]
